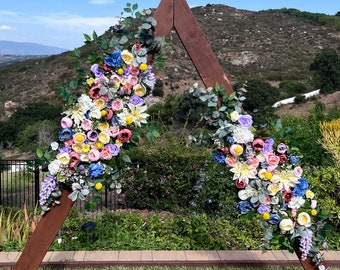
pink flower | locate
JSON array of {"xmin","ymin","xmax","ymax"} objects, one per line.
[
  {"xmin": 89, "ymin": 86, "xmax": 101, "ymax": 99},
  {"xmin": 108, "ymin": 126, "xmax": 120, "ymax": 137},
  {"xmin": 128, "ymin": 75, "xmax": 138, "ymax": 86},
  {"xmin": 88, "ymin": 149, "xmax": 100, "ymax": 161},
  {"xmin": 235, "ymin": 178, "xmax": 247, "ymax": 188},
  {"xmin": 310, "ymin": 200, "xmax": 317, "ymax": 209},
  {"xmin": 252, "ymin": 138, "xmax": 265, "ymax": 151},
  {"xmin": 225, "ymin": 157, "xmax": 237, "ymax": 167},
  {"xmin": 81, "ymin": 119, "xmax": 92, "ymax": 131},
  {"xmin": 129, "ymin": 65, "xmax": 140, "ymax": 76},
  {"xmin": 248, "ymin": 157, "xmax": 260, "ymax": 168},
  {"xmin": 291, "ymin": 208, "xmax": 298, "ymax": 217},
  {"xmin": 230, "ymin": 144, "xmax": 243, "ymax": 156},
  {"xmin": 294, "ymin": 166, "xmax": 303, "ymax": 177},
  {"xmin": 266, "ymin": 153, "xmax": 280, "ymax": 169},
  {"xmin": 100, "ymin": 147, "xmax": 112, "ymax": 160},
  {"xmin": 61, "ymin": 116, "xmax": 73, "ymax": 128},
  {"xmin": 112, "ymin": 99, "xmax": 124, "ymax": 111},
  {"xmin": 279, "ymin": 154, "xmax": 287, "ymax": 164},
  {"xmin": 118, "ymin": 128, "xmax": 132, "ymax": 143}
]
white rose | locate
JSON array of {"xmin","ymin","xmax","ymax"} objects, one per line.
[
  {"xmin": 279, "ymin": 218, "xmax": 294, "ymax": 232},
  {"xmin": 48, "ymin": 160, "xmax": 61, "ymax": 175},
  {"xmin": 238, "ymin": 186, "xmax": 255, "ymax": 200},
  {"xmin": 89, "ymin": 108, "xmax": 102, "ymax": 119},
  {"xmin": 56, "ymin": 152, "xmax": 71, "ymax": 165},
  {"xmin": 297, "ymin": 212, "xmax": 311, "ymax": 227},
  {"xmin": 50, "ymin": 142, "xmax": 59, "ymax": 151},
  {"xmin": 230, "ymin": 111, "xmax": 239, "ymax": 122}
]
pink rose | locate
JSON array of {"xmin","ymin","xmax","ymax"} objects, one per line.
[
  {"xmin": 294, "ymin": 166, "xmax": 303, "ymax": 177},
  {"xmin": 61, "ymin": 116, "xmax": 73, "ymax": 128},
  {"xmin": 235, "ymin": 179, "xmax": 247, "ymax": 189},
  {"xmin": 88, "ymin": 149, "xmax": 100, "ymax": 161},
  {"xmin": 310, "ymin": 200, "xmax": 317, "ymax": 209},
  {"xmin": 266, "ymin": 153, "xmax": 280, "ymax": 167},
  {"xmin": 252, "ymin": 138, "xmax": 264, "ymax": 151},
  {"xmin": 69, "ymin": 151, "xmax": 80, "ymax": 162},
  {"xmin": 111, "ymin": 99, "xmax": 124, "ymax": 111},
  {"xmin": 128, "ymin": 75, "xmax": 138, "ymax": 86},
  {"xmin": 100, "ymin": 147, "xmax": 112, "ymax": 160},
  {"xmin": 225, "ymin": 157, "xmax": 237, "ymax": 167},
  {"xmin": 129, "ymin": 65, "xmax": 140, "ymax": 76},
  {"xmin": 81, "ymin": 119, "xmax": 92, "ymax": 131},
  {"xmin": 118, "ymin": 128, "xmax": 132, "ymax": 143},
  {"xmin": 89, "ymin": 86, "xmax": 101, "ymax": 99},
  {"xmin": 108, "ymin": 126, "xmax": 120, "ymax": 137},
  {"xmin": 279, "ymin": 154, "xmax": 287, "ymax": 164},
  {"xmin": 291, "ymin": 208, "xmax": 298, "ymax": 217},
  {"xmin": 249, "ymin": 157, "xmax": 260, "ymax": 168}
]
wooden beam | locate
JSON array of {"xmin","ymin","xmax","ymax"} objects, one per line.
[
  {"xmin": 14, "ymin": 190, "xmax": 74, "ymax": 270},
  {"xmin": 173, "ymin": 0, "xmax": 233, "ymax": 93},
  {"xmin": 153, "ymin": 0, "xmax": 174, "ymax": 37}
]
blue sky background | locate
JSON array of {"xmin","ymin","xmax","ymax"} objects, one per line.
[{"xmin": 1, "ymin": 0, "xmax": 339, "ymax": 50}]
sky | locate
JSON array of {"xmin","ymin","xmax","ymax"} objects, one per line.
[{"xmin": 1, "ymin": 0, "xmax": 339, "ymax": 51}]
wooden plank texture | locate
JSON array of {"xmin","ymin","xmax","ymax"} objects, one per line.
[{"xmin": 14, "ymin": 190, "xmax": 74, "ymax": 270}]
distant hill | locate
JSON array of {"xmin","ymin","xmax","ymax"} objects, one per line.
[
  {"xmin": 0, "ymin": 40, "xmax": 68, "ymax": 56},
  {"xmin": 0, "ymin": 4, "xmax": 339, "ymax": 121}
]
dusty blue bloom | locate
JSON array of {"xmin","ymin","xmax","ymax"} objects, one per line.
[
  {"xmin": 59, "ymin": 128, "xmax": 73, "ymax": 141},
  {"xmin": 289, "ymin": 154, "xmax": 300, "ymax": 164},
  {"xmin": 268, "ymin": 214, "xmax": 281, "ymax": 225},
  {"xmin": 212, "ymin": 151, "xmax": 226, "ymax": 164},
  {"xmin": 104, "ymin": 50, "xmax": 123, "ymax": 68},
  {"xmin": 88, "ymin": 163, "xmax": 104, "ymax": 178},
  {"xmin": 236, "ymin": 201, "xmax": 253, "ymax": 214},
  {"xmin": 257, "ymin": 204, "xmax": 271, "ymax": 214},
  {"xmin": 293, "ymin": 177, "xmax": 309, "ymax": 196}
]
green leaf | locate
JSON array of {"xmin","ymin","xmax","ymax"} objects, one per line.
[
  {"xmin": 122, "ymin": 154, "xmax": 131, "ymax": 163},
  {"xmin": 92, "ymin": 31, "xmax": 98, "ymax": 40},
  {"xmin": 69, "ymin": 80, "xmax": 78, "ymax": 89},
  {"xmin": 73, "ymin": 48, "xmax": 81, "ymax": 57},
  {"xmin": 124, "ymin": 7, "xmax": 132, "ymax": 13},
  {"xmin": 36, "ymin": 149, "xmax": 43, "ymax": 158},
  {"xmin": 132, "ymin": 3, "xmax": 138, "ymax": 10},
  {"xmin": 83, "ymin": 33, "xmax": 91, "ymax": 42}
]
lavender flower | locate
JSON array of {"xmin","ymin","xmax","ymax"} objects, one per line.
[
  {"xmin": 39, "ymin": 174, "xmax": 58, "ymax": 206},
  {"xmin": 299, "ymin": 229, "xmax": 313, "ymax": 260}
]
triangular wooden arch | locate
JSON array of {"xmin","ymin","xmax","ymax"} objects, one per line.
[{"xmin": 14, "ymin": 1, "xmax": 321, "ymax": 269}]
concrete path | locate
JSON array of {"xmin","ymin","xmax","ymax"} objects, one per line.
[{"xmin": 0, "ymin": 250, "xmax": 339, "ymax": 269}]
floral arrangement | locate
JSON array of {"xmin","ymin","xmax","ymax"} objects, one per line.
[
  {"xmin": 189, "ymin": 83, "xmax": 330, "ymax": 269},
  {"xmin": 37, "ymin": 4, "xmax": 163, "ymax": 215}
]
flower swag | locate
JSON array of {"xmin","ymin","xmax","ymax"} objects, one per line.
[
  {"xmin": 35, "ymin": 4, "xmax": 164, "ymax": 215},
  {"xmin": 188, "ymin": 83, "xmax": 330, "ymax": 269}
]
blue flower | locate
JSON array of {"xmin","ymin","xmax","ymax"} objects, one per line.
[
  {"xmin": 212, "ymin": 151, "xmax": 226, "ymax": 164},
  {"xmin": 289, "ymin": 154, "xmax": 300, "ymax": 164},
  {"xmin": 104, "ymin": 50, "xmax": 123, "ymax": 68},
  {"xmin": 88, "ymin": 163, "xmax": 104, "ymax": 178},
  {"xmin": 58, "ymin": 128, "xmax": 73, "ymax": 141},
  {"xmin": 236, "ymin": 201, "xmax": 253, "ymax": 214},
  {"xmin": 268, "ymin": 214, "xmax": 281, "ymax": 225},
  {"xmin": 293, "ymin": 177, "xmax": 309, "ymax": 197},
  {"xmin": 257, "ymin": 204, "xmax": 271, "ymax": 214}
]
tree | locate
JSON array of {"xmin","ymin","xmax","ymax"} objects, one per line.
[{"xmin": 310, "ymin": 48, "xmax": 340, "ymax": 94}]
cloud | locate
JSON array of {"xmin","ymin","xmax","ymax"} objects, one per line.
[
  {"xmin": 89, "ymin": 0, "xmax": 115, "ymax": 5},
  {"xmin": 0, "ymin": 25, "xmax": 14, "ymax": 30}
]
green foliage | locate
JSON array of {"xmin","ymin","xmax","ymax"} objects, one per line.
[
  {"xmin": 293, "ymin": 94, "xmax": 306, "ymax": 104},
  {"xmin": 310, "ymin": 48, "xmax": 340, "ymax": 94},
  {"xmin": 121, "ymin": 134, "xmax": 212, "ymax": 211},
  {"xmin": 278, "ymin": 80, "xmax": 309, "ymax": 98}
]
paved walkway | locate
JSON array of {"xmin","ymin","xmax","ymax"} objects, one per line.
[{"xmin": 0, "ymin": 250, "xmax": 339, "ymax": 269}]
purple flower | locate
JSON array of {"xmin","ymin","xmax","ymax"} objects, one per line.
[
  {"xmin": 299, "ymin": 229, "xmax": 313, "ymax": 260},
  {"xmin": 262, "ymin": 138, "xmax": 274, "ymax": 154},
  {"xmin": 236, "ymin": 201, "xmax": 253, "ymax": 214},
  {"xmin": 104, "ymin": 51, "xmax": 123, "ymax": 68},
  {"xmin": 257, "ymin": 204, "xmax": 271, "ymax": 214},
  {"xmin": 107, "ymin": 143, "xmax": 120, "ymax": 156},
  {"xmin": 87, "ymin": 130, "xmax": 98, "ymax": 141},
  {"xmin": 88, "ymin": 163, "xmax": 104, "ymax": 178},
  {"xmin": 238, "ymin": 115, "xmax": 253, "ymax": 128},
  {"xmin": 90, "ymin": 64, "xmax": 104, "ymax": 78},
  {"xmin": 39, "ymin": 174, "xmax": 58, "ymax": 205},
  {"xmin": 277, "ymin": 143, "xmax": 289, "ymax": 154},
  {"xmin": 59, "ymin": 145, "xmax": 71, "ymax": 153},
  {"xmin": 130, "ymin": 95, "xmax": 144, "ymax": 106}
]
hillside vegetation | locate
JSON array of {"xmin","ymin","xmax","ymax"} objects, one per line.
[{"xmin": 0, "ymin": 4, "xmax": 340, "ymax": 121}]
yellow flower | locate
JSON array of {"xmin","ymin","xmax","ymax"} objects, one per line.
[
  {"xmin": 117, "ymin": 68, "xmax": 124, "ymax": 75},
  {"xmin": 72, "ymin": 143, "xmax": 83, "ymax": 153},
  {"xmin": 139, "ymin": 63, "xmax": 148, "ymax": 71},
  {"xmin": 126, "ymin": 116, "xmax": 133, "ymax": 125},
  {"xmin": 95, "ymin": 183, "xmax": 103, "ymax": 191},
  {"xmin": 267, "ymin": 183, "xmax": 280, "ymax": 196},
  {"xmin": 115, "ymin": 140, "xmax": 123, "ymax": 147},
  {"xmin": 121, "ymin": 49, "xmax": 134, "ymax": 65},
  {"xmin": 87, "ymin": 77, "xmax": 95, "ymax": 86},
  {"xmin": 93, "ymin": 98, "xmax": 106, "ymax": 110},
  {"xmin": 133, "ymin": 83, "xmax": 147, "ymax": 97},
  {"xmin": 82, "ymin": 144, "xmax": 91, "ymax": 153},
  {"xmin": 95, "ymin": 141, "xmax": 103, "ymax": 149},
  {"xmin": 74, "ymin": 133, "xmax": 86, "ymax": 143},
  {"xmin": 305, "ymin": 190, "xmax": 315, "ymax": 199},
  {"xmin": 262, "ymin": 212, "xmax": 270, "ymax": 220},
  {"xmin": 311, "ymin": 209, "xmax": 318, "ymax": 216},
  {"xmin": 97, "ymin": 122, "xmax": 109, "ymax": 132},
  {"xmin": 264, "ymin": 171, "xmax": 272, "ymax": 180},
  {"xmin": 98, "ymin": 132, "xmax": 110, "ymax": 144},
  {"xmin": 297, "ymin": 212, "xmax": 311, "ymax": 227}
]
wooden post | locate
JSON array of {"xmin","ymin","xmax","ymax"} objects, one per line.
[{"xmin": 14, "ymin": 190, "xmax": 74, "ymax": 270}]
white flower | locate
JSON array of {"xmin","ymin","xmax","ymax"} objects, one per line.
[
  {"xmin": 230, "ymin": 111, "xmax": 239, "ymax": 122},
  {"xmin": 297, "ymin": 212, "xmax": 312, "ymax": 227},
  {"xmin": 48, "ymin": 160, "xmax": 61, "ymax": 175},
  {"xmin": 271, "ymin": 170, "xmax": 299, "ymax": 190},
  {"xmin": 232, "ymin": 126, "xmax": 254, "ymax": 144},
  {"xmin": 118, "ymin": 104, "xmax": 149, "ymax": 127},
  {"xmin": 238, "ymin": 185, "xmax": 256, "ymax": 200},
  {"xmin": 230, "ymin": 162, "xmax": 256, "ymax": 183},
  {"xmin": 279, "ymin": 218, "xmax": 294, "ymax": 233},
  {"xmin": 64, "ymin": 105, "xmax": 85, "ymax": 126},
  {"xmin": 89, "ymin": 108, "xmax": 102, "ymax": 119},
  {"xmin": 78, "ymin": 94, "xmax": 94, "ymax": 112},
  {"xmin": 50, "ymin": 142, "xmax": 59, "ymax": 151},
  {"xmin": 288, "ymin": 196, "xmax": 305, "ymax": 209}
]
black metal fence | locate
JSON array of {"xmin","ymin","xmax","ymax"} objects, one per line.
[{"xmin": 0, "ymin": 159, "xmax": 122, "ymax": 212}]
